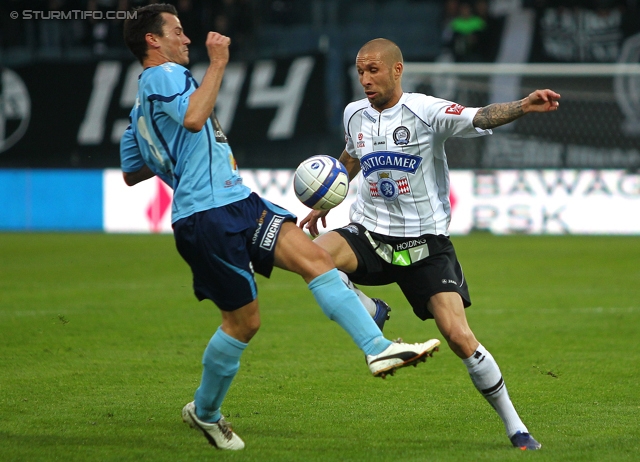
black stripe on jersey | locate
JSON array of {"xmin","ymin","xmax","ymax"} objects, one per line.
[
  {"xmin": 346, "ymin": 107, "xmax": 367, "ymax": 138},
  {"xmin": 401, "ymin": 103, "xmax": 432, "ymax": 128},
  {"xmin": 148, "ymin": 102, "xmax": 176, "ymax": 167},
  {"xmin": 146, "ymin": 69, "xmax": 194, "ymax": 167},
  {"xmin": 204, "ymin": 120, "xmax": 214, "ymax": 196}
]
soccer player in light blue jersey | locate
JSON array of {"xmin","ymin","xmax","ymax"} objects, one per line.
[{"xmin": 119, "ymin": 4, "xmax": 440, "ymax": 450}]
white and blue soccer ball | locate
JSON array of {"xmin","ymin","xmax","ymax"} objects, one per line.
[{"xmin": 293, "ymin": 155, "xmax": 349, "ymax": 210}]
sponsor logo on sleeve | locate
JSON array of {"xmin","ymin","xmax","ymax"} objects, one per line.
[{"xmin": 445, "ymin": 103, "xmax": 465, "ymax": 115}]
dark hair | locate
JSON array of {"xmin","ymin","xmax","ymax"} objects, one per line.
[{"xmin": 123, "ymin": 3, "xmax": 178, "ymax": 64}]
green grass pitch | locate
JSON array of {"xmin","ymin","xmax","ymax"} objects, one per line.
[{"xmin": 1, "ymin": 232, "xmax": 639, "ymax": 461}]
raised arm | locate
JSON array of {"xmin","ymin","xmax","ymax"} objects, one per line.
[
  {"xmin": 183, "ymin": 32, "xmax": 230, "ymax": 132},
  {"xmin": 473, "ymin": 89, "xmax": 561, "ymax": 130}
]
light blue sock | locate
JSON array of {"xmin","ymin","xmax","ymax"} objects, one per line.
[
  {"xmin": 308, "ymin": 269, "xmax": 391, "ymax": 356},
  {"xmin": 194, "ymin": 326, "xmax": 247, "ymax": 423}
]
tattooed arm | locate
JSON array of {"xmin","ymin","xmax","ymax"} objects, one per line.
[{"xmin": 473, "ymin": 89, "xmax": 561, "ymax": 130}]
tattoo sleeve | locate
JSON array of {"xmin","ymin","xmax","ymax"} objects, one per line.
[{"xmin": 473, "ymin": 99, "xmax": 525, "ymax": 130}]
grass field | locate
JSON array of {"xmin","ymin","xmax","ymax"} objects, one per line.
[{"xmin": 1, "ymin": 232, "xmax": 639, "ymax": 461}]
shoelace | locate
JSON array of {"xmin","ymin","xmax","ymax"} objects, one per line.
[{"xmin": 217, "ymin": 418, "xmax": 235, "ymax": 441}]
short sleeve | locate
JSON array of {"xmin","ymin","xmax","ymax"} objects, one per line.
[
  {"xmin": 144, "ymin": 66, "xmax": 193, "ymax": 126},
  {"xmin": 120, "ymin": 124, "xmax": 146, "ymax": 173},
  {"xmin": 343, "ymin": 100, "xmax": 368, "ymax": 158},
  {"xmin": 425, "ymin": 98, "xmax": 492, "ymax": 139}
]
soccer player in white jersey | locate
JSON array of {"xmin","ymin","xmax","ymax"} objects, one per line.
[
  {"xmin": 119, "ymin": 6, "xmax": 440, "ymax": 451},
  {"xmin": 300, "ymin": 38, "xmax": 561, "ymax": 451}
]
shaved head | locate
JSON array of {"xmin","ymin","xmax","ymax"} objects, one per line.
[
  {"xmin": 358, "ymin": 38, "xmax": 403, "ymax": 68},
  {"xmin": 355, "ymin": 38, "xmax": 404, "ymax": 111}
]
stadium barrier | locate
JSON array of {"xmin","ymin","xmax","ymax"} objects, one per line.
[
  {"xmin": 0, "ymin": 170, "xmax": 103, "ymax": 231},
  {"xmin": 4, "ymin": 59, "xmax": 640, "ymax": 171},
  {"xmin": 2, "ymin": 168, "xmax": 639, "ymax": 234},
  {"xmin": 0, "ymin": 56, "xmax": 328, "ymax": 170}
]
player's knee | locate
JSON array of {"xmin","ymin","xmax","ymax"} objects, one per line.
[
  {"xmin": 223, "ymin": 312, "xmax": 261, "ymax": 343},
  {"xmin": 242, "ymin": 316, "xmax": 261, "ymax": 341},
  {"xmin": 315, "ymin": 246, "xmax": 336, "ymax": 269},
  {"xmin": 232, "ymin": 323, "xmax": 259, "ymax": 343},
  {"xmin": 297, "ymin": 244, "xmax": 336, "ymax": 280},
  {"xmin": 313, "ymin": 247, "xmax": 337, "ymax": 278},
  {"xmin": 245, "ymin": 325, "xmax": 260, "ymax": 341},
  {"xmin": 446, "ymin": 327, "xmax": 472, "ymax": 345}
]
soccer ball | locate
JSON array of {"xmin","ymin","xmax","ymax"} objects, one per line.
[{"xmin": 293, "ymin": 155, "xmax": 349, "ymax": 210}]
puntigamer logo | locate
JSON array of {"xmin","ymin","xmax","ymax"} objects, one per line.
[{"xmin": 359, "ymin": 151, "xmax": 422, "ymax": 178}]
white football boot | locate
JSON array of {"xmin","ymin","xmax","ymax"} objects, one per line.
[
  {"xmin": 366, "ymin": 339, "xmax": 440, "ymax": 378},
  {"xmin": 182, "ymin": 401, "xmax": 245, "ymax": 450}
]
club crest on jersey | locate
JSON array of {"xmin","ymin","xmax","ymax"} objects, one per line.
[
  {"xmin": 393, "ymin": 126, "xmax": 410, "ymax": 145},
  {"xmin": 369, "ymin": 173, "xmax": 411, "ymax": 201},
  {"xmin": 445, "ymin": 103, "xmax": 465, "ymax": 115},
  {"xmin": 360, "ymin": 151, "xmax": 422, "ymax": 178}
]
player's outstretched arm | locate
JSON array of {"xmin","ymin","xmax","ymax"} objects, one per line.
[
  {"xmin": 299, "ymin": 209, "xmax": 329, "ymax": 237},
  {"xmin": 473, "ymin": 89, "xmax": 561, "ymax": 130}
]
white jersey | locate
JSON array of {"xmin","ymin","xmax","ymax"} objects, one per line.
[{"xmin": 344, "ymin": 92, "xmax": 492, "ymax": 237}]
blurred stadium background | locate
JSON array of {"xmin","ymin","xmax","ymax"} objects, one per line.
[{"xmin": 1, "ymin": 0, "xmax": 640, "ymax": 233}]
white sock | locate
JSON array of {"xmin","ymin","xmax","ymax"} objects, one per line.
[
  {"xmin": 462, "ymin": 343, "xmax": 528, "ymax": 437},
  {"xmin": 338, "ymin": 270, "xmax": 377, "ymax": 317}
]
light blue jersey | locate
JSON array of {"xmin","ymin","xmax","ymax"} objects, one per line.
[{"xmin": 120, "ymin": 62, "xmax": 251, "ymax": 222}]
